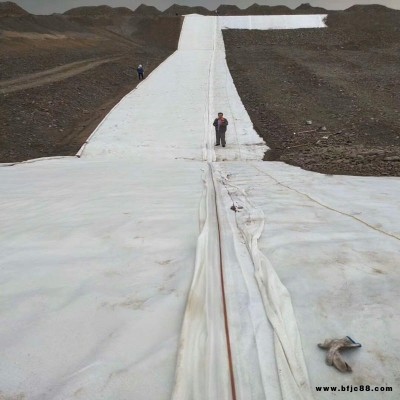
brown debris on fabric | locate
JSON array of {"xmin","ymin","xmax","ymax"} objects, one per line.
[{"xmin": 318, "ymin": 336, "xmax": 361, "ymax": 372}]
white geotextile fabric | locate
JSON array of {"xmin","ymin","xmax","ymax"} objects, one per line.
[
  {"xmin": 0, "ymin": 158, "xmax": 204, "ymax": 399},
  {"xmin": 172, "ymin": 165, "xmax": 232, "ymax": 400},
  {"xmin": 80, "ymin": 16, "xmax": 266, "ymax": 162},
  {"xmin": 219, "ymin": 15, "xmax": 327, "ymax": 30},
  {"xmin": 215, "ymin": 161, "xmax": 400, "ymax": 400},
  {"xmin": 0, "ymin": 14, "xmax": 267, "ymax": 400},
  {"xmin": 1, "ymin": 14, "xmax": 399, "ymax": 400},
  {"xmin": 173, "ymin": 16, "xmax": 317, "ymax": 400},
  {"xmin": 209, "ymin": 161, "xmax": 315, "ymax": 400}
]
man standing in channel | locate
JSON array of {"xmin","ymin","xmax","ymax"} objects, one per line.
[{"xmin": 213, "ymin": 112, "xmax": 228, "ymax": 147}]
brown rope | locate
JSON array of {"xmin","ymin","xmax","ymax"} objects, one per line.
[{"xmin": 211, "ymin": 166, "xmax": 237, "ymax": 400}]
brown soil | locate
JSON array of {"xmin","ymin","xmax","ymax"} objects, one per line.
[
  {"xmin": 0, "ymin": 12, "xmax": 182, "ymax": 162},
  {"xmin": 163, "ymin": 4, "xmax": 214, "ymax": 16},
  {"xmin": 0, "ymin": 1, "xmax": 28, "ymax": 17},
  {"xmin": 216, "ymin": 5, "xmax": 244, "ymax": 16},
  {"xmin": 295, "ymin": 3, "xmax": 327, "ymax": 14},
  {"xmin": 133, "ymin": 5, "xmax": 162, "ymax": 16},
  {"xmin": 64, "ymin": 6, "xmax": 135, "ymax": 17},
  {"xmin": 167, "ymin": 3, "xmax": 327, "ymax": 15},
  {"xmin": 244, "ymin": 5, "xmax": 293, "ymax": 15},
  {"xmin": 223, "ymin": 7, "xmax": 400, "ymax": 176},
  {"xmin": 135, "ymin": 2, "xmax": 330, "ymax": 16}
]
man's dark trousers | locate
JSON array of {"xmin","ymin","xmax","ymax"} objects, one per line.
[{"xmin": 216, "ymin": 129, "xmax": 226, "ymax": 146}]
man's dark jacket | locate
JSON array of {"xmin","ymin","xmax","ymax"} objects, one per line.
[{"xmin": 213, "ymin": 118, "xmax": 229, "ymax": 133}]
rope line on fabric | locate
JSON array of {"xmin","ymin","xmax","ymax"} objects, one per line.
[{"xmin": 211, "ymin": 162, "xmax": 238, "ymax": 400}]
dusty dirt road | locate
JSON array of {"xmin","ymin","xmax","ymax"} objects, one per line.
[{"xmin": 0, "ymin": 56, "xmax": 123, "ymax": 94}]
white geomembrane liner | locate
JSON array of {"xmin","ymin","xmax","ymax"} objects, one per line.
[
  {"xmin": 219, "ymin": 14, "xmax": 327, "ymax": 30},
  {"xmin": 214, "ymin": 161, "xmax": 400, "ymax": 400},
  {"xmin": 0, "ymin": 159, "xmax": 204, "ymax": 400},
  {"xmin": 1, "ymin": 14, "xmax": 399, "ymax": 400}
]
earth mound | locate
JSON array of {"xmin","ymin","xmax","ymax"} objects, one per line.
[
  {"xmin": 345, "ymin": 4, "xmax": 394, "ymax": 13},
  {"xmin": 245, "ymin": 4, "xmax": 293, "ymax": 15},
  {"xmin": 0, "ymin": 14, "xmax": 91, "ymax": 34},
  {"xmin": 64, "ymin": 5, "xmax": 114, "ymax": 17},
  {"xmin": 0, "ymin": 1, "xmax": 29, "ymax": 17},
  {"xmin": 267, "ymin": 5, "xmax": 293, "ymax": 14},
  {"xmin": 163, "ymin": 4, "xmax": 213, "ymax": 16},
  {"xmin": 112, "ymin": 7, "xmax": 135, "ymax": 16},
  {"xmin": 295, "ymin": 3, "xmax": 327, "ymax": 14},
  {"xmin": 327, "ymin": 5, "xmax": 400, "ymax": 47},
  {"xmin": 63, "ymin": 5, "xmax": 134, "ymax": 18},
  {"xmin": 216, "ymin": 5, "xmax": 244, "ymax": 15},
  {"xmin": 133, "ymin": 4, "xmax": 162, "ymax": 16}
]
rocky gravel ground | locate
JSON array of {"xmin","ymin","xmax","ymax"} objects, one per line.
[{"xmin": 223, "ymin": 7, "xmax": 400, "ymax": 176}]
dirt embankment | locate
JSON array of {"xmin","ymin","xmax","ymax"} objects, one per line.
[
  {"xmin": 161, "ymin": 2, "xmax": 328, "ymax": 15},
  {"xmin": 163, "ymin": 4, "xmax": 214, "ymax": 16},
  {"xmin": 0, "ymin": 1, "xmax": 28, "ymax": 17},
  {"xmin": 133, "ymin": 4, "xmax": 162, "ymax": 16},
  {"xmin": 224, "ymin": 6, "xmax": 400, "ymax": 176},
  {"xmin": 0, "ymin": 5, "xmax": 182, "ymax": 162}
]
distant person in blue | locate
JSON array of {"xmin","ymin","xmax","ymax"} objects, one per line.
[
  {"xmin": 213, "ymin": 112, "xmax": 228, "ymax": 147},
  {"xmin": 137, "ymin": 64, "xmax": 144, "ymax": 80}
]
